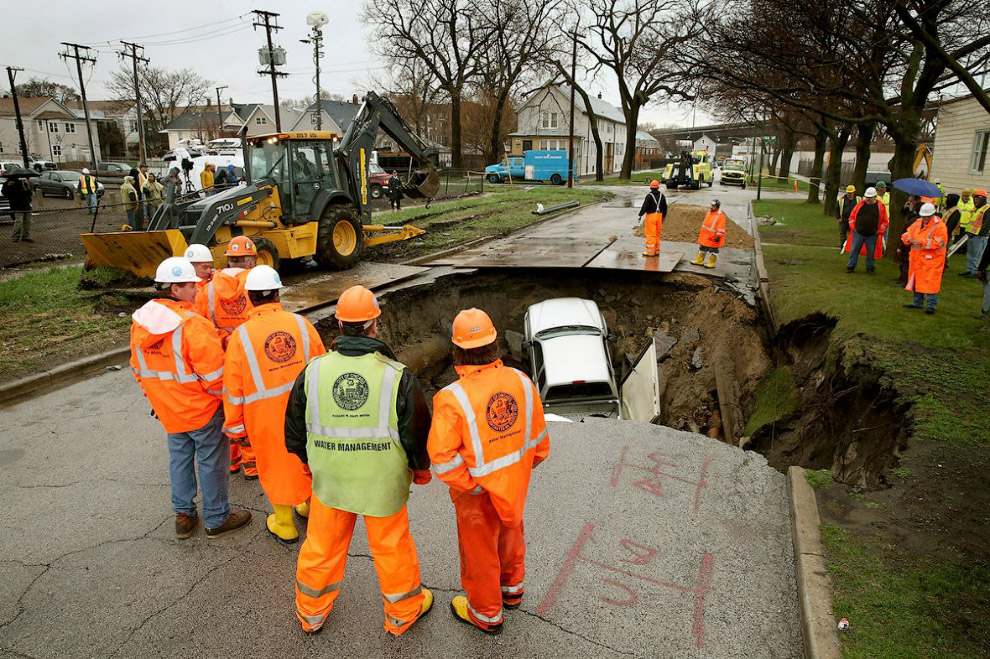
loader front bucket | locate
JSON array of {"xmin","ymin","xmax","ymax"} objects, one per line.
[
  {"xmin": 403, "ymin": 165, "xmax": 441, "ymax": 200},
  {"xmin": 80, "ymin": 229, "xmax": 189, "ymax": 280}
]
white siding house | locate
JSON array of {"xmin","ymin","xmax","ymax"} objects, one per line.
[{"xmin": 933, "ymin": 94, "xmax": 990, "ymax": 192}]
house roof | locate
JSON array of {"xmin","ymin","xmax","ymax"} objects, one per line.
[
  {"xmin": 163, "ymin": 111, "xmax": 217, "ymax": 131},
  {"xmin": 0, "ymin": 96, "xmax": 53, "ymax": 117},
  {"xmin": 636, "ymin": 130, "xmax": 659, "ymax": 142},
  {"xmin": 36, "ymin": 110, "xmax": 76, "ymax": 120},
  {"xmin": 306, "ymin": 99, "xmax": 360, "ymax": 132},
  {"xmin": 67, "ymin": 100, "xmax": 134, "ymax": 114},
  {"xmin": 554, "ymin": 84, "xmax": 625, "ymax": 123}
]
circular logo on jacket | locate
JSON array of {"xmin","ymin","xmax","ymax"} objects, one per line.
[
  {"xmin": 486, "ymin": 392, "xmax": 519, "ymax": 432},
  {"xmin": 264, "ymin": 331, "xmax": 297, "ymax": 363},
  {"xmin": 146, "ymin": 337, "xmax": 165, "ymax": 352},
  {"xmin": 219, "ymin": 294, "xmax": 247, "ymax": 315},
  {"xmin": 333, "ymin": 373, "xmax": 370, "ymax": 411}
]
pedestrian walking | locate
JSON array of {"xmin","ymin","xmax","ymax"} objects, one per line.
[
  {"xmin": 959, "ymin": 190, "xmax": 988, "ymax": 277},
  {"xmin": 638, "ymin": 179, "xmax": 667, "ymax": 257},
  {"xmin": 2, "ymin": 175, "xmax": 33, "ymax": 242},
  {"xmin": 129, "ymin": 256, "xmax": 252, "ymax": 539},
  {"xmin": 387, "ymin": 171, "xmax": 403, "ymax": 211},
  {"xmin": 843, "ymin": 187, "xmax": 888, "ymax": 274},
  {"xmin": 689, "ymin": 199, "xmax": 727, "ymax": 269},
  {"xmin": 284, "ymin": 285, "xmax": 434, "ymax": 636},
  {"xmin": 902, "ymin": 203, "xmax": 948, "ymax": 314},
  {"xmin": 223, "ymin": 266, "xmax": 326, "ymax": 545},
  {"xmin": 144, "ymin": 173, "xmax": 165, "ymax": 217},
  {"xmin": 120, "ymin": 176, "xmax": 139, "ymax": 230},
  {"xmin": 835, "ymin": 185, "xmax": 860, "ymax": 248},
  {"xmin": 428, "ymin": 308, "xmax": 550, "ymax": 634},
  {"xmin": 77, "ymin": 168, "xmax": 99, "ymax": 215}
]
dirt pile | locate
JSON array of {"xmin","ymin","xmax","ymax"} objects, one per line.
[{"xmin": 633, "ymin": 204, "xmax": 755, "ymax": 248}]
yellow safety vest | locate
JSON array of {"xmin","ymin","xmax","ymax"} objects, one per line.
[{"xmin": 80, "ymin": 176, "xmax": 96, "ymax": 195}]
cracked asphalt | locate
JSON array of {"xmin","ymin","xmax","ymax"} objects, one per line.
[{"xmin": 0, "ymin": 364, "xmax": 802, "ymax": 658}]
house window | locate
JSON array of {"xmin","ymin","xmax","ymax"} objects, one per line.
[
  {"xmin": 540, "ymin": 111, "xmax": 558, "ymax": 129},
  {"xmin": 971, "ymin": 130, "xmax": 989, "ymax": 174},
  {"xmin": 48, "ymin": 122, "xmax": 59, "ymax": 133},
  {"xmin": 52, "ymin": 145, "xmax": 62, "ymax": 157},
  {"xmin": 64, "ymin": 123, "xmax": 76, "ymax": 133},
  {"xmin": 129, "ymin": 120, "xmax": 138, "ymax": 133},
  {"xmin": 256, "ymin": 116, "xmax": 267, "ymax": 125},
  {"xmin": 311, "ymin": 112, "xmax": 319, "ymax": 125},
  {"xmin": 37, "ymin": 120, "xmax": 43, "ymax": 131}
]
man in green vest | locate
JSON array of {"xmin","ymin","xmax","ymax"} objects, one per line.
[
  {"xmin": 284, "ymin": 285, "xmax": 434, "ymax": 636},
  {"xmin": 77, "ymin": 168, "xmax": 99, "ymax": 215}
]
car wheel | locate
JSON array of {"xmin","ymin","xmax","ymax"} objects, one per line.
[
  {"xmin": 487, "ymin": 173, "xmax": 501, "ymax": 184},
  {"xmin": 369, "ymin": 184, "xmax": 383, "ymax": 200},
  {"xmin": 64, "ymin": 187, "xmax": 73, "ymax": 199},
  {"xmin": 550, "ymin": 173, "xmax": 562, "ymax": 185}
]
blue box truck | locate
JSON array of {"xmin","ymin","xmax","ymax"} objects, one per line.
[{"xmin": 485, "ymin": 150, "xmax": 578, "ymax": 185}]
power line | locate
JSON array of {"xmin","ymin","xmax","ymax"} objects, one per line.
[
  {"xmin": 139, "ymin": 23, "xmax": 252, "ymax": 47},
  {"xmin": 80, "ymin": 14, "xmax": 249, "ymax": 45},
  {"xmin": 253, "ymin": 9, "xmax": 288, "ymax": 131},
  {"xmin": 118, "ymin": 41, "xmax": 150, "ymax": 164},
  {"xmin": 59, "ymin": 43, "xmax": 99, "ymax": 171}
]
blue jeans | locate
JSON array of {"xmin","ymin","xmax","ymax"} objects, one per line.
[
  {"xmin": 912, "ymin": 292, "xmax": 938, "ymax": 310},
  {"xmin": 166, "ymin": 407, "xmax": 230, "ymax": 528},
  {"xmin": 966, "ymin": 235, "xmax": 988, "ymax": 274},
  {"xmin": 847, "ymin": 232, "xmax": 878, "ymax": 271},
  {"xmin": 126, "ymin": 208, "xmax": 136, "ymax": 226},
  {"xmin": 83, "ymin": 192, "xmax": 97, "ymax": 214}
]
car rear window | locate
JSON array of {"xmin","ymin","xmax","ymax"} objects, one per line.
[{"xmin": 545, "ymin": 381, "xmax": 614, "ymax": 401}]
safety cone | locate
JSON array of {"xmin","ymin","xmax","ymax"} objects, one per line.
[{"xmin": 793, "ymin": 180, "xmax": 798, "ymax": 192}]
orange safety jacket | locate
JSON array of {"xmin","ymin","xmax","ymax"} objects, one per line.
[
  {"xmin": 698, "ymin": 209, "xmax": 727, "ymax": 248},
  {"xmin": 195, "ymin": 268, "xmax": 253, "ymax": 335},
  {"xmin": 130, "ymin": 298, "xmax": 225, "ymax": 434},
  {"xmin": 901, "ymin": 216, "xmax": 948, "ymax": 294},
  {"xmin": 223, "ymin": 303, "xmax": 326, "ymax": 504},
  {"xmin": 428, "ymin": 360, "xmax": 549, "ymax": 528}
]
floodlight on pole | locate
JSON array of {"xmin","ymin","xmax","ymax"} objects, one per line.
[{"xmin": 305, "ymin": 11, "xmax": 329, "ymax": 130}]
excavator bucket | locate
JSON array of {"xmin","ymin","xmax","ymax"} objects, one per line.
[
  {"xmin": 403, "ymin": 165, "xmax": 441, "ymax": 200},
  {"xmin": 80, "ymin": 229, "xmax": 189, "ymax": 280}
]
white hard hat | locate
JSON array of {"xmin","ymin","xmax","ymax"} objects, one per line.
[
  {"xmin": 919, "ymin": 203, "xmax": 936, "ymax": 217},
  {"xmin": 864, "ymin": 187, "xmax": 877, "ymax": 198},
  {"xmin": 155, "ymin": 257, "xmax": 201, "ymax": 284},
  {"xmin": 183, "ymin": 243, "xmax": 214, "ymax": 263},
  {"xmin": 935, "ymin": 178, "xmax": 940, "ymax": 184},
  {"xmin": 81, "ymin": 168, "xmax": 90, "ymax": 174},
  {"xmin": 244, "ymin": 264, "xmax": 282, "ymax": 291}
]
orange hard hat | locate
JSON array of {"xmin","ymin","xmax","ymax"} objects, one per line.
[
  {"xmin": 451, "ymin": 308, "xmax": 497, "ymax": 349},
  {"xmin": 650, "ymin": 180, "xmax": 660, "ymax": 189},
  {"xmin": 919, "ymin": 196, "xmax": 936, "ymax": 204},
  {"xmin": 225, "ymin": 236, "xmax": 257, "ymax": 257},
  {"xmin": 336, "ymin": 285, "xmax": 381, "ymax": 322},
  {"xmin": 974, "ymin": 189, "xmax": 988, "ymax": 197}
]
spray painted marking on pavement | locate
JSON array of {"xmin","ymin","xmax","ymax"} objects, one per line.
[
  {"xmin": 610, "ymin": 446, "xmax": 712, "ymax": 512},
  {"xmin": 536, "ymin": 522, "xmax": 716, "ymax": 648}
]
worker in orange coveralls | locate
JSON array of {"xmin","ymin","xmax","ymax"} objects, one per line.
[
  {"xmin": 637, "ymin": 180, "xmax": 667, "ymax": 257},
  {"xmin": 689, "ymin": 199, "xmax": 727, "ymax": 269},
  {"xmin": 428, "ymin": 308, "xmax": 550, "ymax": 634},
  {"xmin": 901, "ymin": 202, "xmax": 949, "ymax": 314},
  {"xmin": 222, "ymin": 265, "xmax": 325, "ymax": 544}
]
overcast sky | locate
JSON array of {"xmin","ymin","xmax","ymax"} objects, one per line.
[{"xmin": 0, "ymin": 0, "xmax": 715, "ymax": 128}]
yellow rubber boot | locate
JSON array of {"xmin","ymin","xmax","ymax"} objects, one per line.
[
  {"xmin": 689, "ymin": 251, "xmax": 705, "ymax": 265},
  {"xmin": 294, "ymin": 500, "xmax": 310, "ymax": 518},
  {"xmin": 266, "ymin": 504, "xmax": 299, "ymax": 544},
  {"xmin": 450, "ymin": 595, "xmax": 502, "ymax": 634},
  {"xmin": 392, "ymin": 587, "xmax": 434, "ymax": 635},
  {"xmin": 704, "ymin": 254, "xmax": 717, "ymax": 269}
]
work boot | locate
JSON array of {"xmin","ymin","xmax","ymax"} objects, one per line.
[
  {"xmin": 266, "ymin": 504, "xmax": 299, "ymax": 545},
  {"xmin": 242, "ymin": 461, "xmax": 259, "ymax": 480},
  {"xmin": 294, "ymin": 500, "xmax": 310, "ymax": 519},
  {"xmin": 925, "ymin": 308, "xmax": 936, "ymax": 315},
  {"xmin": 450, "ymin": 595, "xmax": 502, "ymax": 635},
  {"xmin": 642, "ymin": 251, "xmax": 657, "ymax": 257},
  {"xmin": 175, "ymin": 513, "xmax": 198, "ymax": 539},
  {"xmin": 230, "ymin": 457, "xmax": 242, "ymax": 475},
  {"xmin": 502, "ymin": 592, "xmax": 523, "ymax": 609},
  {"xmin": 206, "ymin": 508, "xmax": 252, "ymax": 538},
  {"xmin": 689, "ymin": 252, "xmax": 705, "ymax": 265},
  {"xmin": 393, "ymin": 587, "xmax": 434, "ymax": 636},
  {"xmin": 704, "ymin": 254, "xmax": 717, "ymax": 269}
]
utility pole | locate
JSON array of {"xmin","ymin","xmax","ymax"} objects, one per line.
[
  {"xmin": 253, "ymin": 9, "xmax": 287, "ymax": 131},
  {"xmin": 118, "ymin": 41, "xmax": 149, "ymax": 165},
  {"xmin": 215, "ymin": 85, "xmax": 228, "ymax": 136},
  {"xmin": 6, "ymin": 67, "xmax": 30, "ymax": 168},
  {"xmin": 59, "ymin": 43, "xmax": 99, "ymax": 171},
  {"xmin": 567, "ymin": 25, "xmax": 578, "ymax": 188},
  {"xmin": 757, "ymin": 116, "xmax": 766, "ymax": 201}
]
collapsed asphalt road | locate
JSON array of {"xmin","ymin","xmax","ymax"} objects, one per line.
[{"xmin": 0, "ymin": 368, "xmax": 802, "ymax": 658}]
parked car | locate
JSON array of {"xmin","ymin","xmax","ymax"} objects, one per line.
[
  {"xmin": 0, "ymin": 162, "xmax": 26, "ymax": 176},
  {"xmin": 0, "ymin": 175, "xmax": 12, "ymax": 222},
  {"xmin": 32, "ymin": 170, "xmax": 105, "ymax": 199},
  {"xmin": 485, "ymin": 156, "xmax": 525, "ymax": 183},
  {"xmin": 368, "ymin": 161, "xmax": 390, "ymax": 199},
  {"xmin": 30, "ymin": 159, "xmax": 57, "ymax": 172},
  {"xmin": 100, "ymin": 162, "xmax": 132, "ymax": 174}
]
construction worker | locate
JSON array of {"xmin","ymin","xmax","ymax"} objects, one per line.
[
  {"xmin": 183, "ymin": 244, "xmax": 215, "ymax": 288},
  {"xmin": 875, "ymin": 181, "xmax": 890, "ymax": 219},
  {"xmin": 835, "ymin": 185, "xmax": 860, "ymax": 248},
  {"xmin": 902, "ymin": 203, "xmax": 948, "ymax": 314},
  {"xmin": 195, "ymin": 235, "xmax": 257, "ymax": 478},
  {"xmin": 121, "ymin": 176, "xmax": 139, "ymax": 230},
  {"xmin": 223, "ymin": 266, "xmax": 326, "ymax": 544},
  {"xmin": 144, "ymin": 173, "xmax": 165, "ymax": 215},
  {"xmin": 428, "ymin": 308, "xmax": 550, "ymax": 634},
  {"xmin": 957, "ymin": 188, "xmax": 975, "ymax": 240},
  {"xmin": 201, "ymin": 162, "xmax": 215, "ymax": 195},
  {"xmin": 637, "ymin": 180, "xmax": 667, "ymax": 257},
  {"xmin": 690, "ymin": 199, "xmax": 727, "ymax": 269},
  {"xmin": 284, "ymin": 285, "xmax": 433, "ymax": 636},
  {"xmin": 77, "ymin": 168, "xmax": 99, "ymax": 215},
  {"xmin": 934, "ymin": 178, "xmax": 945, "ymax": 208},
  {"xmin": 130, "ymin": 257, "xmax": 251, "ymax": 539},
  {"xmin": 843, "ymin": 187, "xmax": 889, "ymax": 274},
  {"xmin": 960, "ymin": 190, "xmax": 989, "ymax": 277}
]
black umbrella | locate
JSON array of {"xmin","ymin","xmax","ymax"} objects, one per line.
[{"xmin": 2, "ymin": 166, "xmax": 40, "ymax": 179}]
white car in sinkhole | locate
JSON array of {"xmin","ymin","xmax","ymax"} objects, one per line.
[{"xmin": 523, "ymin": 297, "xmax": 660, "ymax": 422}]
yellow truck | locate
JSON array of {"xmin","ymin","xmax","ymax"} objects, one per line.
[{"xmin": 662, "ymin": 150, "xmax": 714, "ymax": 190}]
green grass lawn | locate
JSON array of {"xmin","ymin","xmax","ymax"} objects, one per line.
[{"xmin": 754, "ymin": 198, "xmax": 839, "ymax": 247}]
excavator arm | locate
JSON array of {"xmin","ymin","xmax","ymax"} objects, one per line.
[{"xmin": 337, "ymin": 91, "xmax": 440, "ymax": 223}]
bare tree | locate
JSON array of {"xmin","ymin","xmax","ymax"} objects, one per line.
[
  {"xmin": 374, "ymin": 58, "xmax": 442, "ymax": 138},
  {"xmin": 14, "ymin": 77, "xmax": 78, "ymax": 104},
  {"xmin": 106, "ymin": 65, "xmax": 213, "ymax": 140}
]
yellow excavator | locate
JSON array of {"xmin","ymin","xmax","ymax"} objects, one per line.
[{"xmin": 81, "ymin": 92, "xmax": 439, "ymax": 278}]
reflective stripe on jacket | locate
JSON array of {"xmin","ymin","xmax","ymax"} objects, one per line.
[
  {"xmin": 970, "ymin": 205, "xmax": 988, "ymax": 235},
  {"xmin": 79, "ymin": 176, "xmax": 97, "ymax": 195},
  {"xmin": 194, "ymin": 268, "xmax": 252, "ymax": 334},
  {"xmin": 698, "ymin": 209, "xmax": 726, "ymax": 248},
  {"xmin": 129, "ymin": 298, "xmax": 225, "ymax": 433},
  {"xmin": 428, "ymin": 360, "xmax": 549, "ymax": 528},
  {"xmin": 958, "ymin": 198, "xmax": 976, "ymax": 231}
]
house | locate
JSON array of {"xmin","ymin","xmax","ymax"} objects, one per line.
[
  {"xmin": 0, "ymin": 96, "xmax": 101, "ymax": 164},
  {"xmin": 509, "ymin": 84, "xmax": 627, "ymax": 175},
  {"xmin": 634, "ymin": 131, "xmax": 661, "ymax": 168},
  {"xmin": 162, "ymin": 103, "xmax": 303, "ymax": 149},
  {"xmin": 288, "ymin": 99, "xmax": 360, "ymax": 135},
  {"xmin": 67, "ymin": 100, "xmax": 145, "ymax": 154},
  {"xmin": 932, "ymin": 92, "xmax": 990, "ymax": 192}
]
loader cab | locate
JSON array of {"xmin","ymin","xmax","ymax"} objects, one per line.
[{"xmin": 247, "ymin": 132, "xmax": 339, "ymax": 221}]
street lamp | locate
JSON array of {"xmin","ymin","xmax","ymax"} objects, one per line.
[{"xmin": 305, "ymin": 11, "xmax": 329, "ymax": 130}]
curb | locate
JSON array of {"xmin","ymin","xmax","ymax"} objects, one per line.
[
  {"xmin": 0, "ymin": 346, "xmax": 131, "ymax": 408},
  {"xmin": 787, "ymin": 466, "xmax": 842, "ymax": 659},
  {"xmin": 749, "ymin": 199, "xmax": 777, "ymax": 331}
]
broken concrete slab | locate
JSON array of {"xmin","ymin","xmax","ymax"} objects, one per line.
[
  {"xmin": 654, "ymin": 330, "xmax": 678, "ymax": 359},
  {"xmin": 692, "ymin": 346, "xmax": 705, "ymax": 370}
]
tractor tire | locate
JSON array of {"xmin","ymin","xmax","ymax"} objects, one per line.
[
  {"xmin": 667, "ymin": 182, "xmax": 678, "ymax": 190},
  {"xmin": 252, "ymin": 237, "xmax": 280, "ymax": 271},
  {"xmin": 487, "ymin": 173, "xmax": 501, "ymax": 184},
  {"xmin": 550, "ymin": 173, "xmax": 562, "ymax": 185},
  {"xmin": 64, "ymin": 187, "xmax": 73, "ymax": 199},
  {"xmin": 370, "ymin": 184, "xmax": 383, "ymax": 200},
  {"xmin": 315, "ymin": 206, "xmax": 364, "ymax": 270}
]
